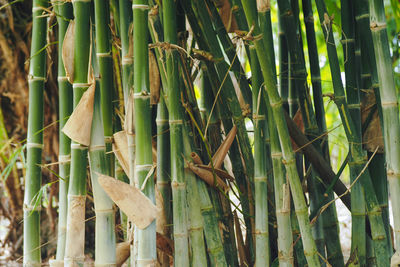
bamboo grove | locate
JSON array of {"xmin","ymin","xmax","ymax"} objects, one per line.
[{"xmin": 12, "ymin": 0, "xmax": 400, "ymax": 266}]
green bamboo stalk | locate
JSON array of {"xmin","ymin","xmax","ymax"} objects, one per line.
[
  {"xmin": 94, "ymin": 0, "xmax": 114, "ymax": 172},
  {"xmin": 156, "ymin": 95, "xmax": 171, "ymax": 267},
  {"xmin": 162, "ymin": 0, "xmax": 189, "ymax": 265},
  {"xmin": 132, "ymin": 0, "xmax": 157, "ymax": 266},
  {"xmin": 369, "ymin": 0, "xmax": 400, "ymax": 260},
  {"xmin": 88, "ymin": 80, "xmax": 116, "ymax": 266},
  {"xmin": 266, "ymin": 76, "xmax": 294, "ymax": 267},
  {"xmin": 341, "ymin": 1, "xmax": 367, "ymax": 264},
  {"xmin": 278, "ymin": 13, "xmax": 289, "ymax": 112},
  {"xmin": 314, "ymin": 0, "xmax": 390, "ymax": 265},
  {"xmin": 180, "ymin": 114, "xmax": 228, "ymax": 267},
  {"xmin": 200, "ymin": 68, "xmax": 238, "ymax": 267},
  {"xmin": 92, "ymin": 2, "xmax": 117, "ymax": 265},
  {"xmin": 240, "ymin": 1, "xmax": 320, "ymax": 266},
  {"xmin": 205, "ymin": 0, "xmax": 253, "ymax": 109},
  {"xmin": 188, "ymin": 2, "xmax": 256, "ymax": 260},
  {"xmin": 64, "ymin": 0, "xmax": 91, "ymax": 266},
  {"xmin": 301, "ymin": 1, "xmax": 344, "ymax": 264},
  {"xmin": 250, "ymin": 45, "xmax": 270, "ymax": 267},
  {"xmin": 52, "ymin": 1, "xmax": 73, "ymax": 264},
  {"xmin": 181, "ymin": 133, "xmax": 208, "ymax": 267},
  {"xmin": 23, "ymin": 1, "xmax": 48, "ymax": 265},
  {"xmin": 119, "ymin": 0, "xmax": 133, "ymax": 106}
]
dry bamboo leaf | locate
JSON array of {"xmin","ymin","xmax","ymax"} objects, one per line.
[
  {"xmin": 62, "ymin": 84, "xmax": 95, "ymax": 146},
  {"xmin": 218, "ymin": 0, "xmax": 238, "ymax": 33},
  {"xmin": 125, "ymin": 91, "xmax": 135, "ymax": 134},
  {"xmin": 361, "ymin": 92, "xmax": 384, "ymax": 153},
  {"xmin": 196, "ymin": 165, "xmax": 235, "ymax": 182},
  {"xmin": 234, "ymin": 211, "xmax": 248, "ymax": 266},
  {"xmin": 113, "ymin": 130, "xmax": 130, "ymax": 177},
  {"xmin": 62, "ymin": 20, "xmax": 75, "ymax": 83},
  {"xmin": 211, "ymin": 125, "xmax": 237, "ymax": 169},
  {"xmin": 156, "ymin": 232, "xmax": 174, "ymax": 257},
  {"xmin": 190, "ymin": 152, "xmax": 204, "ymax": 165},
  {"xmin": 155, "ymin": 185, "xmax": 167, "ymax": 235},
  {"xmin": 116, "ymin": 241, "xmax": 131, "ymax": 267},
  {"xmin": 65, "ymin": 195, "xmax": 86, "ymax": 261},
  {"xmin": 291, "ymin": 109, "xmax": 304, "ymax": 150},
  {"xmin": 152, "ymin": 139, "xmax": 157, "ymax": 163},
  {"xmin": 149, "ymin": 51, "xmax": 160, "ymax": 105},
  {"xmin": 187, "ymin": 162, "xmax": 229, "ymax": 192},
  {"xmin": 98, "ymin": 175, "xmax": 158, "ymax": 229}
]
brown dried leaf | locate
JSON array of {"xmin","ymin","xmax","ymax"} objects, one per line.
[
  {"xmin": 149, "ymin": 51, "xmax": 160, "ymax": 105},
  {"xmin": 124, "ymin": 91, "xmax": 135, "ymax": 135},
  {"xmin": 187, "ymin": 162, "xmax": 229, "ymax": 192},
  {"xmin": 196, "ymin": 165, "xmax": 235, "ymax": 182},
  {"xmin": 218, "ymin": 0, "xmax": 238, "ymax": 33},
  {"xmin": 156, "ymin": 232, "xmax": 174, "ymax": 257},
  {"xmin": 211, "ymin": 125, "xmax": 237, "ymax": 169},
  {"xmin": 62, "ymin": 84, "xmax": 95, "ymax": 146},
  {"xmin": 190, "ymin": 152, "xmax": 203, "ymax": 165},
  {"xmin": 116, "ymin": 241, "xmax": 131, "ymax": 267},
  {"xmin": 113, "ymin": 130, "xmax": 130, "ymax": 178},
  {"xmin": 361, "ymin": 92, "xmax": 384, "ymax": 153},
  {"xmin": 155, "ymin": 185, "xmax": 166, "ymax": 235},
  {"xmin": 62, "ymin": 20, "xmax": 75, "ymax": 83},
  {"xmin": 98, "ymin": 175, "xmax": 158, "ymax": 229}
]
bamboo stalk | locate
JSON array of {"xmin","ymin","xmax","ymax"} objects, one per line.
[
  {"xmin": 314, "ymin": 0, "xmax": 390, "ymax": 265},
  {"xmin": 52, "ymin": 0, "xmax": 73, "ymax": 264},
  {"xmin": 369, "ymin": 0, "xmax": 400, "ymax": 261},
  {"xmin": 92, "ymin": 1, "xmax": 117, "ymax": 265},
  {"xmin": 200, "ymin": 68, "xmax": 238, "ymax": 267},
  {"xmin": 250, "ymin": 45, "xmax": 270, "ymax": 266},
  {"xmin": 341, "ymin": 0, "xmax": 367, "ymax": 264},
  {"xmin": 240, "ymin": 1, "xmax": 320, "ymax": 266},
  {"xmin": 64, "ymin": 0, "xmax": 91, "ymax": 265},
  {"xmin": 94, "ymin": 0, "xmax": 114, "ymax": 172},
  {"xmin": 132, "ymin": 0, "xmax": 157, "ymax": 266},
  {"xmin": 266, "ymin": 77, "xmax": 294, "ymax": 267},
  {"xmin": 162, "ymin": 0, "xmax": 189, "ymax": 265},
  {"xmin": 187, "ymin": 2, "xmax": 256, "ymax": 260},
  {"xmin": 301, "ymin": 0, "xmax": 344, "ymax": 264},
  {"xmin": 23, "ymin": 1, "xmax": 48, "ymax": 265},
  {"xmin": 88, "ymin": 80, "xmax": 117, "ymax": 266}
]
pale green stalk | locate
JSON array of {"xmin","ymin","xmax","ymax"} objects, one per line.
[
  {"xmin": 369, "ymin": 0, "xmax": 400, "ymax": 258},
  {"xmin": 23, "ymin": 1, "xmax": 48, "ymax": 265},
  {"xmin": 64, "ymin": 0, "xmax": 91, "ymax": 265},
  {"xmin": 53, "ymin": 0, "xmax": 73, "ymax": 263},
  {"xmin": 241, "ymin": 1, "xmax": 320, "ymax": 266},
  {"xmin": 132, "ymin": 0, "xmax": 156, "ymax": 266}
]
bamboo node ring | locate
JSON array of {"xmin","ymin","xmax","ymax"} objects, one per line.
[
  {"xmin": 135, "ymin": 164, "xmax": 153, "ymax": 171},
  {"xmin": 89, "ymin": 144, "xmax": 106, "ymax": 152},
  {"xmin": 57, "ymin": 76, "xmax": 69, "ymax": 82},
  {"xmin": 28, "ymin": 75, "xmax": 46, "ymax": 82},
  {"xmin": 254, "ymin": 176, "xmax": 268, "ymax": 181},
  {"xmin": 169, "ymin": 119, "xmax": 183, "ymax": 125},
  {"xmin": 96, "ymin": 52, "xmax": 112, "ymax": 58},
  {"xmin": 94, "ymin": 208, "xmax": 115, "ymax": 214},
  {"xmin": 132, "ymin": 4, "xmax": 150, "ymax": 10},
  {"xmin": 122, "ymin": 56, "xmax": 133, "ymax": 65},
  {"xmin": 23, "ymin": 203, "xmax": 42, "ymax": 212},
  {"xmin": 71, "ymin": 143, "xmax": 88, "ymax": 149},
  {"xmin": 73, "ymin": 83, "xmax": 91, "ymax": 88},
  {"xmin": 27, "ymin": 142, "xmax": 44, "ymax": 149},
  {"xmin": 171, "ymin": 181, "xmax": 186, "ymax": 188},
  {"xmin": 59, "ymin": 154, "xmax": 71, "ymax": 164}
]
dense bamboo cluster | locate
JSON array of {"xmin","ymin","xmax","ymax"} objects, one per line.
[{"xmin": 19, "ymin": 0, "xmax": 400, "ymax": 266}]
